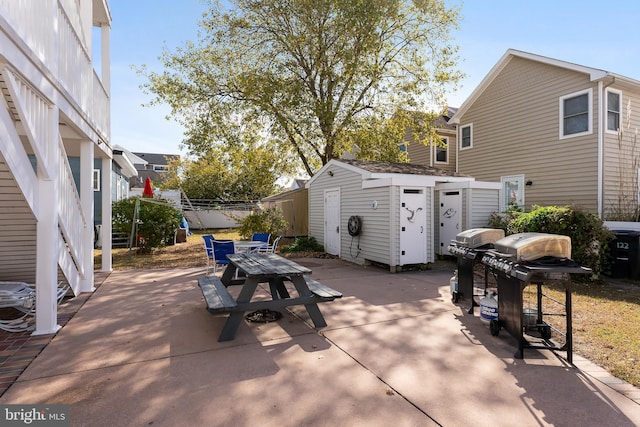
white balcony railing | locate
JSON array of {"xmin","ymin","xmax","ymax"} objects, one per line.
[
  {"xmin": 57, "ymin": 135, "xmax": 86, "ymax": 280},
  {"xmin": 0, "ymin": 0, "xmax": 110, "ymax": 141}
]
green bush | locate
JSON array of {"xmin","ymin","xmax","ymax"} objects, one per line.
[
  {"xmin": 112, "ymin": 197, "xmax": 182, "ymax": 253},
  {"xmin": 281, "ymin": 236, "xmax": 325, "ymax": 253},
  {"xmin": 234, "ymin": 207, "xmax": 288, "ymax": 241},
  {"xmin": 508, "ymin": 205, "xmax": 614, "ymax": 275},
  {"xmin": 488, "ymin": 202, "xmax": 523, "ymax": 233}
]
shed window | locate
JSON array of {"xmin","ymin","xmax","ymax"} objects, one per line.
[{"xmin": 560, "ymin": 89, "xmax": 592, "ymax": 138}]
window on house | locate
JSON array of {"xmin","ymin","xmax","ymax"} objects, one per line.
[
  {"xmin": 560, "ymin": 89, "xmax": 592, "ymax": 137},
  {"xmin": 92, "ymin": 169, "xmax": 100, "ymax": 191},
  {"xmin": 607, "ymin": 89, "xmax": 621, "ymax": 133},
  {"xmin": 501, "ymin": 174, "xmax": 524, "ymax": 211},
  {"xmin": 460, "ymin": 124, "xmax": 472, "ymax": 149},
  {"xmin": 398, "ymin": 143, "xmax": 407, "ymax": 152},
  {"xmin": 435, "ymin": 137, "xmax": 448, "ymax": 163},
  {"xmin": 153, "ymin": 165, "xmax": 169, "ymax": 172}
]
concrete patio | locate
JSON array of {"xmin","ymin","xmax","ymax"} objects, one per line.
[{"xmin": 1, "ymin": 258, "xmax": 639, "ymax": 426}]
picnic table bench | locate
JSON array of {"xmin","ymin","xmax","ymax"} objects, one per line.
[{"xmin": 197, "ymin": 253, "xmax": 342, "ymax": 341}]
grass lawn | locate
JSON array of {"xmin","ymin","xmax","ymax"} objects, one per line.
[{"xmin": 95, "ymin": 229, "xmax": 640, "ymax": 388}]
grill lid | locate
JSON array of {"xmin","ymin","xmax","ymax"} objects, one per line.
[
  {"xmin": 453, "ymin": 228, "xmax": 505, "ymax": 249},
  {"xmin": 492, "ymin": 232, "xmax": 571, "ymax": 261}
]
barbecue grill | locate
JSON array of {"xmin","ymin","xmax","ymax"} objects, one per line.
[
  {"xmin": 481, "ymin": 233, "xmax": 591, "ymax": 363},
  {"xmin": 448, "ymin": 228, "xmax": 505, "ymax": 308}
]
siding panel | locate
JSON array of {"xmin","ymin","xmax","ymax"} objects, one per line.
[{"xmin": 458, "ymin": 57, "xmax": 599, "ymax": 211}]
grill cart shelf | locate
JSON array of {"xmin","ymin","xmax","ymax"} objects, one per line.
[{"xmin": 482, "ymin": 253, "xmax": 591, "ymax": 364}]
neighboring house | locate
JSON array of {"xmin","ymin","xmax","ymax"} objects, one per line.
[
  {"xmin": 401, "ymin": 107, "xmax": 458, "ymax": 174},
  {"xmin": 450, "ymin": 49, "xmax": 640, "ymax": 218},
  {"xmin": 306, "ymin": 159, "xmax": 499, "ymax": 271},
  {"xmin": 0, "ymin": 0, "xmax": 112, "ymax": 333},
  {"xmin": 130, "ymin": 152, "xmax": 179, "ymax": 189}
]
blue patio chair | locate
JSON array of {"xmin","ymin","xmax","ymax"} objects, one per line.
[
  {"xmin": 202, "ymin": 235, "xmax": 216, "ymax": 274},
  {"xmin": 211, "ymin": 239, "xmax": 236, "ymax": 275},
  {"xmin": 250, "ymin": 232, "xmax": 271, "ymax": 252}
]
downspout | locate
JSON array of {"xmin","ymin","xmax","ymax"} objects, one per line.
[
  {"xmin": 598, "ymin": 81, "xmax": 604, "ymax": 218},
  {"xmin": 598, "ymin": 77, "xmax": 616, "ymax": 218}
]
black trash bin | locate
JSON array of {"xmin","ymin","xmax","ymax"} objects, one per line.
[{"xmin": 607, "ymin": 230, "xmax": 640, "ymax": 280}]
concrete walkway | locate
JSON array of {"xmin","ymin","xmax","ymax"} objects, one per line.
[{"xmin": 1, "ymin": 258, "xmax": 639, "ymax": 426}]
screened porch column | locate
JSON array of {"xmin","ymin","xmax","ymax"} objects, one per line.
[
  {"xmin": 101, "ymin": 156, "xmax": 113, "ymax": 272},
  {"xmin": 79, "ymin": 140, "xmax": 95, "ymax": 292}
]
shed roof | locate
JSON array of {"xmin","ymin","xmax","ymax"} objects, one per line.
[{"xmin": 337, "ymin": 159, "xmax": 466, "ymax": 177}]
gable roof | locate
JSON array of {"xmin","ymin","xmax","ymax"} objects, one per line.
[
  {"xmin": 450, "ymin": 49, "xmax": 640, "ymax": 123},
  {"xmin": 132, "ymin": 152, "xmax": 179, "ymax": 166}
]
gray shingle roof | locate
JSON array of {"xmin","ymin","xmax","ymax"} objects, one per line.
[{"xmin": 337, "ymin": 159, "xmax": 467, "ymax": 177}]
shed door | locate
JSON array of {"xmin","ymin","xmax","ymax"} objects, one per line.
[
  {"xmin": 324, "ymin": 189, "xmax": 340, "ymax": 256},
  {"xmin": 400, "ymin": 188, "xmax": 427, "ymax": 265},
  {"xmin": 439, "ymin": 190, "xmax": 461, "ymax": 255}
]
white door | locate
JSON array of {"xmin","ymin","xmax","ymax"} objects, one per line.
[
  {"xmin": 439, "ymin": 190, "xmax": 461, "ymax": 255},
  {"xmin": 324, "ymin": 189, "xmax": 340, "ymax": 255},
  {"xmin": 400, "ymin": 188, "xmax": 427, "ymax": 265}
]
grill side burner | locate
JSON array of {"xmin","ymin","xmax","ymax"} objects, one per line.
[
  {"xmin": 448, "ymin": 228, "xmax": 505, "ymax": 308},
  {"xmin": 480, "ymin": 232, "xmax": 591, "ymax": 363}
]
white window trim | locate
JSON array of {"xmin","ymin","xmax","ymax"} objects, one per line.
[
  {"xmin": 559, "ymin": 88, "xmax": 593, "ymax": 139},
  {"xmin": 605, "ymin": 88, "xmax": 622, "ymax": 135},
  {"xmin": 460, "ymin": 123, "xmax": 473, "ymax": 150},
  {"xmin": 500, "ymin": 174, "xmax": 525, "ymax": 211},
  {"xmin": 434, "ymin": 136, "xmax": 449, "ymax": 164},
  {"xmin": 92, "ymin": 169, "xmax": 100, "ymax": 191}
]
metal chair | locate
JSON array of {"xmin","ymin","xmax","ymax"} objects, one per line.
[
  {"xmin": 202, "ymin": 235, "xmax": 216, "ymax": 274},
  {"xmin": 258, "ymin": 235, "xmax": 282, "ymax": 254},
  {"xmin": 207, "ymin": 239, "xmax": 236, "ymax": 275},
  {"xmin": 250, "ymin": 232, "xmax": 271, "ymax": 252},
  {"xmin": 0, "ymin": 281, "xmax": 68, "ymax": 332}
]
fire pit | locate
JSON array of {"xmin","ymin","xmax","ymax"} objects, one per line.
[
  {"xmin": 448, "ymin": 228, "xmax": 504, "ymax": 310},
  {"xmin": 481, "ymin": 233, "xmax": 591, "ymax": 363}
]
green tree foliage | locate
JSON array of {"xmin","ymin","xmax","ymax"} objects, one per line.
[
  {"xmin": 234, "ymin": 207, "xmax": 288, "ymax": 240},
  {"xmin": 506, "ymin": 205, "xmax": 614, "ymax": 275},
  {"xmin": 112, "ymin": 197, "xmax": 182, "ymax": 253},
  {"xmin": 139, "ymin": 0, "xmax": 462, "ymax": 176},
  {"xmin": 160, "ymin": 144, "xmax": 285, "ymax": 200}
]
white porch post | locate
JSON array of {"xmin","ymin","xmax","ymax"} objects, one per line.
[
  {"xmin": 101, "ymin": 157, "xmax": 113, "ymax": 271},
  {"xmin": 79, "ymin": 140, "xmax": 95, "ymax": 292},
  {"xmin": 34, "ymin": 108, "xmax": 61, "ymax": 335}
]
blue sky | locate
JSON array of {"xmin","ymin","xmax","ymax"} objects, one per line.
[{"xmin": 109, "ymin": 0, "xmax": 640, "ymax": 155}]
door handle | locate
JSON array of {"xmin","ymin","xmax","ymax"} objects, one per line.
[
  {"xmin": 420, "ymin": 226, "xmax": 424, "ymax": 234},
  {"xmin": 336, "ymin": 226, "xmax": 339, "ymax": 233}
]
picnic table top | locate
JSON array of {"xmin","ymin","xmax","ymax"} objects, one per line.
[{"xmin": 226, "ymin": 253, "xmax": 311, "ymax": 278}]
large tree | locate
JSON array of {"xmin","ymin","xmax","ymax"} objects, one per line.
[{"xmin": 140, "ymin": 0, "xmax": 462, "ymax": 176}]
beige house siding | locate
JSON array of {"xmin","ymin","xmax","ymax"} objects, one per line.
[
  {"xmin": 405, "ymin": 130, "xmax": 457, "ymax": 173},
  {"xmin": 602, "ymin": 88, "xmax": 640, "ymax": 219},
  {"xmin": 457, "ymin": 56, "xmax": 599, "ymax": 212},
  {"xmin": 0, "ymin": 157, "xmax": 37, "ymax": 282}
]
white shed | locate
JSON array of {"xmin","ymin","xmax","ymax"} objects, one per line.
[
  {"xmin": 306, "ymin": 159, "xmax": 474, "ymax": 271},
  {"xmin": 435, "ymin": 181, "xmax": 502, "ymax": 256}
]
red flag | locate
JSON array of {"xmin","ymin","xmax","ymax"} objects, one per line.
[{"xmin": 142, "ymin": 177, "xmax": 154, "ymax": 197}]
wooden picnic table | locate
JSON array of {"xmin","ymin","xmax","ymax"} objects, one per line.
[{"xmin": 198, "ymin": 253, "xmax": 342, "ymax": 341}]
